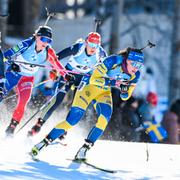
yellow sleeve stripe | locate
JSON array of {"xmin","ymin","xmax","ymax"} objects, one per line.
[
  {"xmin": 121, "ymin": 85, "xmax": 135, "ymax": 101},
  {"xmin": 130, "ymin": 74, "xmax": 136, "ymax": 81},
  {"xmin": 98, "ymin": 64, "xmax": 108, "ymax": 74}
]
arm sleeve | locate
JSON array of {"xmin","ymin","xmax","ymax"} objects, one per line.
[
  {"xmin": 47, "ymin": 47, "xmax": 67, "ymax": 77},
  {"xmin": 120, "ymin": 71, "xmax": 140, "ymax": 101},
  {"xmin": 3, "ymin": 38, "xmax": 32, "ymax": 59},
  {"xmin": 56, "ymin": 43, "xmax": 80, "ymax": 60},
  {"xmin": 89, "ymin": 55, "xmax": 120, "ymax": 86},
  {"xmin": 98, "ymin": 46, "xmax": 108, "ymax": 63}
]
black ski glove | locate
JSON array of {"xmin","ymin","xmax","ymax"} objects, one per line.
[
  {"xmin": 64, "ymin": 74, "xmax": 75, "ymax": 84},
  {"xmin": 11, "ymin": 62, "xmax": 21, "ymax": 72},
  {"xmin": 119, "ymin": 84, "xmax": 129, "ymax": 93}
]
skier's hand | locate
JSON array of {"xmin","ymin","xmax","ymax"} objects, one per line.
[
  {"xmin": 119, "ymin": 84, "xmax": 129, "ymax": 93},
  {"xmin": 49, "ymin": 69, "xmax": 58, "ymax": 81},
  {"xmin": 11, "ymin": 62, "xmax": 21, "ymax": 72},
  {"xmin": 64, "ymin": 74, "xmax": 75, "ymax": 83},
  {"xmin": 115, "ymin": 80, "xmax": 129, "ymax": 91}
]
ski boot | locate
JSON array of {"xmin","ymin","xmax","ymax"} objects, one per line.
[
  {"xmin": 58, "ymin": 131, "xmax": 67, "ymax": 140},
  {"xmin": 57, "ymin": 131, "xmax": 68, "ymax": 146},
  {"xmin": 27, "ymin": 118, "xmax": 45, "ymax": 137},
  {"xmin": 74, "ymin": 140, "xmax": 93, "ymax": 162},
  {"xmin": 5, "ymin": 119, "xmax": 19, "ymax": 137},
  {"xmin": 30, "ymin": 136, "xmax": 53, "ymax": 160}
]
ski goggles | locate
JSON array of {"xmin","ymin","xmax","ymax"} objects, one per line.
[
  {"xmin": 40, "ymin": 36, "xmax": 52, "ymax": 44},
  {"xmin": 87, "ymin": 42, "xmax": 99, "ymax": 49},
  {"xmin": 130, "ymin": 61, "xmax": 144, "ymax": 70}
]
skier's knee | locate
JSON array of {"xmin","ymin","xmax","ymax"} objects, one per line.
[
  {"xmin": 96, "ymin": 103, "xmax": 112, "ymax": 123},
  {"xmin": 66, "ymin": 106, "xmax": 85, "ymax": 126},
  {"xmin": 96, "ymin": 114, "xmax": 108, "ymax": 131}
]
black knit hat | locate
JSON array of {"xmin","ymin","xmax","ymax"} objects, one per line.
[{"xmin": 35, "ymin": 26, "xmax": 52, "ymax": 39}]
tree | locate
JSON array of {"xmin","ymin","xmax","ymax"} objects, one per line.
[
  {"xmin": 109, "ymin": 0, "xmax": 124, "ymax": 54},
  {"xmin": 21, "ymin": 0, "xmax": 41, "ymax": 37},
  {"xmin": 0, "ymin": 0, "xmax": 8, "ymax": 49},
  {"xmin": 169, "ymin": 0, "xmax": 180, "ymax": 104}
]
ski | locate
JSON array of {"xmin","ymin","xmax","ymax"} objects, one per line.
[
  {"xmin": 28, "ymin": 152, "xmax": 40, "ymax": 162},
  {"xmin": 67, "ymin": 158, "xmax": 117, "ymax": 173},
  {"xmin": 50, "ymin": 141, "xmax": 67, "ymax": 147}
]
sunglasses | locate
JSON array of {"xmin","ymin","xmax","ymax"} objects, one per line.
[
  {"xmin": 40, "ymin": 36, "xmax": 52, "ymax": 44},
  {"xmin": 131, "ymin": 61, "xmax": 144, "ymax": 70},
  {"xmin": 87, "ymin": 42, "xmax": 99, "ymax": 49}
]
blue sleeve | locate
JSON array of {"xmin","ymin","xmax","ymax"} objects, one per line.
[
  {"xmin": 103, "ymin": 55, "xmax": 122, "ymax": 71},
  {"xmin": 4, "ymin": 38, "xmax": 33, "ymax": 59},
  {"xmin": 130, "ymin": 71, "xmax": 140, "ymax": 84},
  {"xmin": 57, "ymin": 43, "xmax": 81, "ymax": 60},
  {"xmin": 99, "ymin": 46, "xmax": 107, "ymax": 60}
]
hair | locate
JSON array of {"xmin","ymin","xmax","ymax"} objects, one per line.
[
  {"xmin": 170, "ymin": 99, "xmax": 180, "ymax": 117},
  {"xmin": 117, "ymin": 47, "xmax": 143, "ymax": 59},
  {"xmin": 34, "ymin": 26, "xmax": 52, "ymax": 38}
]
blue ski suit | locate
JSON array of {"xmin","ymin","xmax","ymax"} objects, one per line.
[
  {"xmin": 46, "ymin": 54, "xmax": 143, "ymax": 144},
  {"xmin": 39, "ymin": 40, "xmax": 107, "ymax": 122}
]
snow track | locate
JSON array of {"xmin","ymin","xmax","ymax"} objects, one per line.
[{"xmin": 0, "ymin": 136, "xmax": 180, "ymax": 180}]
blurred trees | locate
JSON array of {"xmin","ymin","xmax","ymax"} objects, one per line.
[
  {"xmin": 109, "ymin": 0, "xmax": 124, "ymax": 54},
  {"xmin": 0, "ymin": 0, "xmax": 8, "ymax": 49},
  {"xmin": 0, "ymin": 0, "xmax": 41, "ymax": 43},
  {"xmin": 20, "ymin": 0, "xmax": 41, "ymax": 37},
  {"xmin": 169, "ymin": 0, "xmax": 180, "ymax": 104}
]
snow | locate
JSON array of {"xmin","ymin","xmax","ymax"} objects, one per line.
[{"xmin": 0, "ymin": 134, "xmax": 180, "ymax": 180}]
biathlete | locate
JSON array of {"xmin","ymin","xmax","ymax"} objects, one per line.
[
  {"xmin": 27, "ymin": 32, "xmax": 107, "ymax": 138},
  {"xmin": 0, "ymin": 26, "xmax": 73, "ymax": 137},
  {"xmin": 30, "ymin": 47, "xmax": 144, "ymax": 161}
]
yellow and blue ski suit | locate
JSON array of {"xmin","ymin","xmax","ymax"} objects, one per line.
[{"xmin": 46, "ymin": 54, "xmax": 141, "ymax": 143}]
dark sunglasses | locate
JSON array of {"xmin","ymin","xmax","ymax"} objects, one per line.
[{"xmin": 40, "ymin": 36, "xmax": 52, "ymax": 44}]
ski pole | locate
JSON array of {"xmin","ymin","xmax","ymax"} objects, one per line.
[
  {"xmin": 9, "ymin": 60, "xmax": 132, "ymax": 84},
  {"xmin": 139, "ymin": 40, "xmax": 156, "ymax": 51},
  {"xmin": 44, "ymin": 7, "xmax": 57, "ymax": 26},
  {"xmin": 15, "ymin": 82, "xmax": 67, "ymax": 134},
  {"xmin": 33, "ymin": 78, "xmax": 52, "ymax": 88},
  {"xmin": 10, "ymin": 60, "xmax": 91, "ymax": 77},
  {"xmin": 94, "ymin": 18, "xmax": 102, "ymax": 32},
  {"xmin": 3, "ymin": 78, "xmax": 52, "ymax": 101}
]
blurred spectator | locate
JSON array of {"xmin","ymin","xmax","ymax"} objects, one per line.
[
  {"xmin": 138, "ymin": 92, "xmax": 158, "ymax": 123},
  {"xmin": 120, "ymin": 96, "xmax": 141, "ymax": 142},
  {"xmin": 162, "ymin": 99, "xmax": 180, "ymax": 144},
  {"xmin": 137, "ymin": 92, "xmax": 167, "ymax": 143},
  {"xmin": 134, "ymin": 67, "xmax": 157, "ymax": 100}
]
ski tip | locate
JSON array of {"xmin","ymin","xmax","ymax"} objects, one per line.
[
  {"xmin": 66, "ymin": 158, "xmax": 117, "ymax": 173},
  {"xmin": 28, "ymin": 152, "xmax": 40, "ymax": 162}
]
